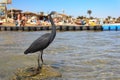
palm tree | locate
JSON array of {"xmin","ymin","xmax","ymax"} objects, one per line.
[{"xmin": 87, "ymin": 10, "xmax": 92, "ymax": 18}]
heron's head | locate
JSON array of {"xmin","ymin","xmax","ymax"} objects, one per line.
[{"xmin": 48, "ymin": 11, "xmax": 57, "ymax": 16}]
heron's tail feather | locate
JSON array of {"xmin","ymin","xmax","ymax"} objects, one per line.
[{"xmin": 24, "ymin": 50, "xmax": 29, "ymax": 54}]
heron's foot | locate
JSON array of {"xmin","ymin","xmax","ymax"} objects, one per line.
[
  {"xmin": 37, "ymin": 66, "xmax": 42, "ymax": 72},
  {"xmin": 42, "ymin": 62, "xmax": 46, "ymax": 65},
  {"xmin": 31, "ymin": 68, "xmax": 41, "ymax": 76},
  {"xmin": 26, "ymin": 67, "xmax": 41, "ymax": 77}
]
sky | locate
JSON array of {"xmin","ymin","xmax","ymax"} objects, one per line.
[{"xmin": 7, "ymin": 0, "xmax": 120, "ymax": 18}]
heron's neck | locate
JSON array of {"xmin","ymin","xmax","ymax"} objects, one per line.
[{"xmin": 49, "ymin": 15, "xmax": 56, "ymax": 42}]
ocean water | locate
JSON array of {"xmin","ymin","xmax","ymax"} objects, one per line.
[{"xmin": 0, "ymin": 31, "xmax": 120, "ymax": 80}]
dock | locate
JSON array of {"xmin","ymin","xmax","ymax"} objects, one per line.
[{"xmin": 0, "ymin": 25, "xmax": 120, "ymax": 31}]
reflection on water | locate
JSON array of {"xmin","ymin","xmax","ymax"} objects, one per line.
[{"xmin": 0, "ymin": 31, "xmax": 120, "ymax": 80}]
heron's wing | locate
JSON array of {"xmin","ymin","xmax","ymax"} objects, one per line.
[{"xmin": 26, "ymin": 33, "xmax": 51, "ymax": 53}]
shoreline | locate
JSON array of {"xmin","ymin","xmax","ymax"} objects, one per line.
[
  {"xmin": 0, "ymin": 22, "xmax": 101, "ymax": 27},
  {"xmin": 1, "ymin": 22, "xmax": 120, "ymax": 27}
]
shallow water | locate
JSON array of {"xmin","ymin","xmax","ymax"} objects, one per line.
[{"xmin": 0, "ymin": 31, "xmax": 120, "ymax": 80}]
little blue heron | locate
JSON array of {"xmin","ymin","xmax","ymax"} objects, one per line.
[{"xmin": 24, "ymin": 11, "xmax": 56, "ymax": 72}]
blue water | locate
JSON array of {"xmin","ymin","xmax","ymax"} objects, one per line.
[{"xmin": 0, "ymin": 31, "xmax": 120, "ymax": 80}]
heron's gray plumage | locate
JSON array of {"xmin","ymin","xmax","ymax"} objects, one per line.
[
  {"xmin": 24, "ymin": 33, "xmax": 51, "ymax": 54},
  {"xmin": 24, "ymin": 11, "xmax": 56, "ymax": 71},
  {"xmin": 24, "ymin": 11, "xmax": 56, "ymax": 54}
]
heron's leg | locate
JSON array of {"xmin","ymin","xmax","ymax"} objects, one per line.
[
  {"xmin": 37, "ymin": 52, "xmax": 42, "ymax": 71},
  {"xmin": 37, "ymin": 50, "xmax": 44, "ymax": 71},
  {"xmin": 40, "ymin": 50, "xmax": 44, "ymax": 64}
]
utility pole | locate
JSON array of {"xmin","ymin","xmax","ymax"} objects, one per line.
[{"xmin": 5, "ymin": 6, "xmax": 7, "ymax": 22}]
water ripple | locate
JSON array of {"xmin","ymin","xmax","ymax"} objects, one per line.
[{"xmin": 0, "ymin": 31, "xmax": 120, "ymax": 80}]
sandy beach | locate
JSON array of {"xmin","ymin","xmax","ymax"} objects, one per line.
[
  {"xmin": 0, "ymin": 22, "xmax": 81, "ymax": 27},
  {"xmin": 0, "ymin": 22, "xmax": 39, "ymax": 27}
]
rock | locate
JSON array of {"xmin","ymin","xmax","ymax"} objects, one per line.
[{"xmin": 11, "ymin": 65, "xmax": 62, "ymax": 80}]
